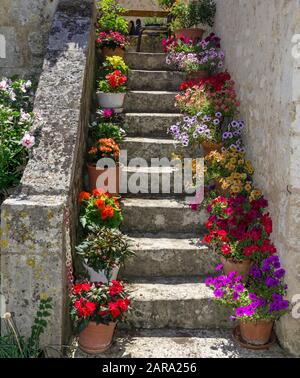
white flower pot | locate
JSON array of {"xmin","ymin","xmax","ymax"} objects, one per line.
[
  {"xmin": 96, "ymin": 92, "xmax": 125, "ymax": 110},
  {"xmin": 83, "ymin": 260, "xmax": 119, "ymax": 283}
]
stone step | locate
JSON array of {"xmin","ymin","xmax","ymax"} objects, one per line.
[
  {"xmin": 124, "ymin": 113, "xmax": 182, "ymax": 138},
  {"xmin": 121, "ymin": 166, "xmax": 197, "ymax": 196},
  {"xmin": 123, "ymin": 277, "xmax": 231, "ymax": 329},
  {"xmin": 121, "ymin": 137, "xmax": 175, "ymax": 165},
  {"xmin": 125, "ymin": 52, "xmax": 170, "ymax": 71},
  {"xmin": 74, "ymin": 328, "xmax": 288, "ymax": 358},
  {"xmin": 120, "ymin": 198, "xmax": 206, "ymax": 234},
  {"xmin": 128, "ymin": 70, "xmax": 185, "ymax": 91},
  {"xmin": 124, "ymin": 91, "xmax": 177, "ymax": 113},
  {"xmin": 121, "ymin": 235, "xmax": 219, "ymax": 278},
  {"xmin": 127, "ymin": 35, "xmax": 165, "ymax": 54}
]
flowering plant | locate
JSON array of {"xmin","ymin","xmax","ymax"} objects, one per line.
[
  {"xmin": 164, "ymin": 33, "xmax": 224, "ymax": 75},
  {"xmin": 203, "ymin": 195, "xmax": 277, "ymax": 261},
  {"xmin": 98, "ymin": 70, "xmax": 127, "ymax": 93},
  {"xmin": 168, "ymin": 112, "xmax": 223, "ymax": 146},
  {"xmin": 176, "ymin": 72, "xmax": 239, "ymax": 117},
  {"xmin": 87, "ymin": 138, "xmax": 120, "ymax": 164},
  {"xmin": 70, "ymin": 281, "xmax": 132, "ymax": 331},
  {"xmin": 206, "ymin": 257, "xmax": 289, "ymax": 321},
  {"xmin": 96, "ymin": 31, "xmax": 128, "ymax": 50},
  {"xmin": 102, "ymin": 56, "xmax": 128, "ymax": 74},
  {"xmin": 96, "ymin": 0, "xmax": 128, "ymax": 35},
  {"xmin": 79, "ymin": 189, "xmax": 123, "ymax": 229},
  {"xmin": 204, "ymin": 149, "xmax": 263, "ymax": 199},
  {"xmin": 76, "ymin": 227, "xmax": 134, "ymax": 280},
  {"xmin": 89, "ymin": 121, "xmax": 125, "ymax": 144},
  {"xmin": 0, "ymin": 78, "xmax": 35, "ymax": 200}
]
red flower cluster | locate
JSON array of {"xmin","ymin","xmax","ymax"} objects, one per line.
[
  {"xmin": 71, "ymin": 281, "xmax": 131, "ymax": 323},
  {"xmin": 179, "ymin": 72, "xmax": 232, "ymax": 92},
  {"xmin": 203, "ymin": 196, "xmax": 276, "ymax": 260},
  {"xmin": 106, "ymin": 70, "xmax": 127, "ymax": 89},
  {"xmin": 96, "ymin": 31, "xmax": 127, "ymax": 49},
  {"xmin": 162, "ymin": 35, "xmax": 192, "ymax": 53}
]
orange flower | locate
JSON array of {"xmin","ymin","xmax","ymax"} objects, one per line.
[
  {"xmin": 88, "ymin": 147, "xmax": 97, "ymax": 155},
  {"xmin": 95, "ymin": 198, "xmax": 105, "ymax": 210},
  {"xmin": 101, "ymin": 205, "xmax": 115, "ymax": 220},
  {"xmin": 79, "ymin": 191, "xmax": 91, "ymax": 204},
  {"xmin": 92, "ymin": 188, "xmax": 106, "ymax": 197}
]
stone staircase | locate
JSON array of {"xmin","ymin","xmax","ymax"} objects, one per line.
[
  {"xmin": 119, "ymin": 51, "xmax": 230, "ymax": 334},
  {"xmin": 75, "ymin": 50, "xmax": 289, "ymax": 359}
]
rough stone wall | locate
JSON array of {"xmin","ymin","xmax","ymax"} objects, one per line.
[
  {"xmin": 0, "ymin": 0, "xmax": 96, "ymax": 349},
  {"xmin": 0, "ymin": 0, "xmax": 60, "ymax": 77},
  {"xmin": 215, "ymin": 0, "xmax": 300, "ymax": 356}
]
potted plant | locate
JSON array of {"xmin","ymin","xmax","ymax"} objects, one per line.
[
  {"xmin": 145, "ymin": 17, "xmax": 166, "ymax": 27},
  {"xmin": 164, "ymin": 33, "xmax": 224, "ymax": 79},
  {"xmin": 97, "ymin": 70, "xmax": 127, "ymax": 111},
  {"xmin": 87, "ymin": 138, "xmax": 120, "ymax": 195},
  {"xmin": 79, "ymin": 189, "xmax": 123, "ymax": 230},
  {"xmin": 96, "ymin": 0, "xmax": 129, "ymax": 35},
  {"xmin": 202, "ymin": 195, "xmax": 276, "ymax": 280},
  {"xmin": 206, "ymin": 256, "xmax": 290, "ymax": 347},
  {"xmin": 76, "ymin": 227, "xmax": 134, "ymax": 283},
  {"xmin": 96, "ymin": 31, "xmax": 128, "ymax": 58},
  {"xmin": 170, "ymin": 0, "xmax": 216, "ymax": 42},
  {"xmin": 89, "ymin": 120, "xmax": 126, "ymax": 145},
  {"xmin": 203, "ymin": 148, "xmax": 263, "ymax": 198},
  {"xmin": 70, "ymin": 281, "xmax": 132, "ymax": 354},
  {"xmin": 102, "ymin": 56, "xmax": 128, "ymax": 75}
]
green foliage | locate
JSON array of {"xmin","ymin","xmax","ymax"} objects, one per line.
[
  {"xmin": 0, "ymin": 297, "xmax": 53, "ymax": 358},
  {"xmin": 89, "ymin": 121, "xmax": 126, "ymax": 144},
  {"xmin": 157, "ymin": 0, "xmax": 176, "ymax": 10},
  {"xmin": 97, "ymin": 0, "xmax": 129, "ymax": 34},
  {"xmin": 76, "ymin": 227, "xmax": 134, "ymax": 280},
  {"xmin": 0, "ymin": 78, "xmax": 35, "ymax": 201},
  {"xmin": 144, "ymin": 17, "xmax": 166, "ymax": 26},
  {"xmin": 170, "ymin": 0, "xmax": 216, "ymax": 30}
]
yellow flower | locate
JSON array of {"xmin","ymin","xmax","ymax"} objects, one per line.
[
  {"xmin": 244, "ymin": 183, "xmax": 252, "ymax": 192},
  {"xmin": 231, "ymin": 185, "xmax": 241, "ymax": 194}
]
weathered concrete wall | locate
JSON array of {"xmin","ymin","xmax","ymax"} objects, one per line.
[
  {"xmin": 215, "ymin": 0, "xmax": 300, "ymax": 356},
  {"xmin": 0, "ymin": 0, "xmax": 96, "ymax": 349},
  {"xmin": 0, "ymin": 0, "xmax": 60, "ymax": 77}
]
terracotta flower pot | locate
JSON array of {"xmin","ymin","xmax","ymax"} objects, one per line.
[
  {"xmin": 96, "ymin": 92, "xmax": 125, "ymax": 112},
  {"xmin": 187, "ymin": 71, "xmax": 210, "ymax": 80},
  {"xmin": 78, "ymin": 321, "xmax": 117, "ymax": 354},
  {"xmin": 174, "ymin": 28, "xmax": 205, "ymax": 43},
  {"xmin": 201, "ymin": 141, "xmax": 223, "ymax": 156},
  {"xmin": 101, "ymin": 46, "xmax": 125, "ymax": 58},
  {"xmin": 221, "ymin": 257, "xmax": 253, "ymax": 281},
  {"xmin": 87, "ymin": 162, "xmax": 120, "ymax": 196},
  {"xmin": 240, "ymin": 320, "xmax": 274, "ymax": 346}
]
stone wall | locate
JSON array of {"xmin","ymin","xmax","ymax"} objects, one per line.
[
  {"xmin": 215, "ymin": 0, "xmax": 300, "ymax": 356},
  {"xmin": 0, "ymin": 0, "xmax": 60, "ymax": 77},
  {"xmin": 0, "ymin": 0, "xmax": 96, "ymax": 349}
]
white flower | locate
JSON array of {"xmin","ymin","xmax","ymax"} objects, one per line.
[
  {"xmin": 21, "ymin": 133, "xmax": 35, "ymax": 149},
  {"xmin": 0, "ymin": 79, "xmax": 8, "ymax": 91},
  {"xmin": 8, "ymin": 89, "xmax": 16, "ymax": 101},
  {"xmin": 20, "ymin": 109, "xmax": 31, "ymax": 122},
  {"xmin": 25, "ymin": 80, "xmax": 32, "ymax": 88}
]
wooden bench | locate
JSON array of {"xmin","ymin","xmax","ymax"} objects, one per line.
[{"xmin": 123, "ymin": 9, "xmax": 170, "ymax": 52}]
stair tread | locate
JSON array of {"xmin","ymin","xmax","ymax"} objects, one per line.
[
  {"xmin": 122, "ymin": 197, "xmax": 192, "ymax": 209},
  {"xmin": 128, "ymin": 90, "xmax": 178, "ymax": 94},
  {"xmin": 129, "ymin": 236, "xmax": 205, "ymax": 251},
  {"xmin": 125, "ymin": 112, "xmax": 182, "ymax": 117},
  {"xmin": 124, "ymin": 136, "xmax": 175, "ymax": 144},
  {"xmin": 128, "ymin": 276, "xmax": 212, "ymax": 301},
  {"xmin": 73, "ymin": 328, "xmax": 288, "ymax": 358},
  {"xmin": 130, "ymin": 69, "xmax": 181, "ymax": 74}
]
